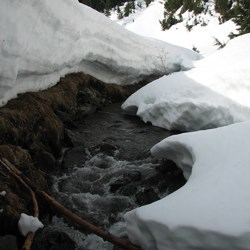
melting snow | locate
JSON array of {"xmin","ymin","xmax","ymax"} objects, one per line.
[
  {"xmin": 0, "ymin": 0, "xmax": 198, "ymax": 106},
  {"xmin": 18, "ymin": 213, "xmax": 44, "ymax": 236},
  {"xmin": 122, "ymin": 34, "xmax": 250, "ymax": 131}
]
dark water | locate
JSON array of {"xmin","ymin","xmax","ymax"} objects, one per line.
[{"xmin": 49, "ymin": 103, "xmax": 185, "ymax": 249}]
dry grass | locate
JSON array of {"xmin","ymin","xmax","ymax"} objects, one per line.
[{"xmin": 0, "ymin": 72, "xmax": 152, "ymax": 236}]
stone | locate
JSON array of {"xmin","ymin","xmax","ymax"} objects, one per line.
[
  {"xmin": 56, "ymin": 110, "xmax": 77, "ymax": 129},
  {"xmin": 33, "ymin": 151, "xmax": 56, "ymax": 171},
  {"xmin": 62, "ymin": 146, "xmax": 87, "ymax": 169},
  {"xmin": 0, "ymin": 235, "xmax": 18, "ymax": 250},
  {"xmin": 32, "ymin": 227, "xmax": 76, "ymax": 250},
  {"xmin": 90, "ymin": 143, "xmax": 118, "ymax": 157},
  {"xmin": 136, "ymin": 187, "xmax": 159, "ymax": 206}
]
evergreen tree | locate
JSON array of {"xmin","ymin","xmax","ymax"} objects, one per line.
[
  {"xmin": 117, "ymin": 5, "xmax": 123, "ymax": 19},
  {"xmin": 182, "ymin": 0, "xmax": 193, "ymax": 12},
  {"xmin": 161, "ymin": 0, "xmax": 182, "ymax": 30},
  {"xmin": 131, "ymin": 0, "xmax": 136, "ymax": 10},
  {"xmin": 104, "ymin": 0, "xmax": 111, "ymax": 16},
  {"xmin": 160, "ymin": 14, "xmax": 179, "ymax": 30},
  {"xmin": 164, "ymin": 0, "xmax": 183, "ymax": 14},
  {"xmin": 213, "ymin": 37, "xmax": 226, "ymax": 49},
  {"xmin": 215, "ymin": 0, "xmax": 231, "ymax": 17},
  {"xmin": 78, "ymin": 0, "xmax": 125, "ymax": 13},
  {"xmin": 145, "ymin": 0, "xmax": 152, "ymax": 8},
  {"xmin": 124, "ymin": 1, "xmax": 133, "ymax": 17},
  {"xmin": 193, "ymin": 0, "xmax": 204, "ymax": 14},
  {"xmin": 233, "ymin": 0, "xmax": 250, "ymax": 35}
]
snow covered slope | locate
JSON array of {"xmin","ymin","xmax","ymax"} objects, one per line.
[
  {"xmin": 125, "ymin": 121, "xmax": 250, "ymax": 250},
  {"xmin": 122, "ymin": 33, "xmax": 250, "ymax": 131},
  {"xmin": 114, "ymin": 0, "xmax": 237, "ymax": 56},
  {"xmin": 0, "ymin": 0, "xmax": 199, "ymax": 105}
]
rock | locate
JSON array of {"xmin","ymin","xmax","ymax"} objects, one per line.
[
  {"xmin": 63, "ymin": 129, "xmax": 74, "ymax": 147},
  {"xmin": 110, "ymin": 171, "xmax": 141, "ymax": 193},
  {"xmin": 156, "ymin": 159, "xmax": 178, "ymax": 173},
  {"xmin": 32, "ymin": 227, "xmax": 76, "ymax": 250},
  {"xmin": 32, "ymin": 150, "xmax": 57, "ymax": 172},
  {"xmin": 110, "ymin": 178, "xmax": 131, "ymax": 193},
  {"xmin": 62, "ymin": 146, "xmax": 87, "ymax": 169},
  {"xmin": 119, "ymin": 184, "xmax": 138, "ymax": 196},
  {"xmin": 123, "ymin": 171, "xmax": 141, "ymax": 182},
  {"xmin": 0, "ymin": 235, "xmax": 18, "ymax": 250},
  {"xmin": 77, "ymin": 104, "xmax": 97, "ymax": 117},
  {"xmin": 0, "ymin": 211, "xmax": 20, "ymax": 238},
  {"xmin": 136, "ymin": 187, "xmax": 159, "ymax": 206},
  {"xmin": 90, "ymin": 143, "xmax": 118, "ymax": 157},
  {"xmin": 56, "ymin": 110, "xmax": 77, "ymax": 129}
]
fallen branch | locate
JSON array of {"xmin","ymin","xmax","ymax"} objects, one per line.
[
  {"xmin": 39, "ymin": 190, "xmax": 141, "ymax": 250},
  {"xmin": 0, "ymin": 158, "xmax": 141, "ymax": 250},
  {"xmin": 0, "ymin": 158, "xmax": 39, "ymax": 250}
]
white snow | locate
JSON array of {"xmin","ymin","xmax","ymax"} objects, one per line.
[
  {"xmin": 125, "ymin": 121, "xmax": 250, "ymax": 250},
  {"xmin": 115, "ymin": 0, "xmax": 237, "ymax": 56},
  {"xmin": 0, "ymin": 191, "xmax": 6, "ymax": 196},
  {"xmin": 122, "ymin": 33, "xmax": 250, "ymax": 131},
  {"xmin": 1, "ymin": 0, "xmax": 249, "ymax": 249},
  {"xmin": 122, "ymin": 4, "xmax": 250, "ymax": 249},
  {"xmin": 0, "ymin": 0, "xmax": 199, "ymax": 105},
  {"xmin": 18, "ymin": 213, "xmax": 44, "ymax": 236}
]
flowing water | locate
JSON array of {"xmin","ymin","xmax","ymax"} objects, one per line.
[{"xmin": 49, "ymin": 103, "xmax": 185, "ymax": 249}]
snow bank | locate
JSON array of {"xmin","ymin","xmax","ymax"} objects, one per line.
[
  {"xmin": 122, "ymin": 34, "xmax": 250, "ymax": 131},
  {"xmin": 0, "ymin": 0, "xmax": 199, "ymax": 105},
  {"xmin": 125, "ymin": 121, "xmax": 250, "ymax": 250},
  {"xmin": 121, "ymin": 0, "xmax": 237, "ymax": 56},
  {"xmin": 18, "ymin": 213, "xmax": 44, "ymax": 236}
]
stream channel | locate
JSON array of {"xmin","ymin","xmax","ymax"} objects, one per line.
[{"xmin": 47, "ymin": 103, "xmax": 186, "ymax": 249}]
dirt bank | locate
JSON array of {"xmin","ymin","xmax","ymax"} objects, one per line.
[{"xmin": 0, "ymin": 72, "xmax": 155, "ymax": 247}]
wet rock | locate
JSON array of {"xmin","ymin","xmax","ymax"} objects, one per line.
[
  {"xmin": 63, "ymin": 129, "xmax": 74, "ymax": 147},
  {"xmin": 32, "ymin": 150, "xmax": 56, "ymax": 172},
  {"xmin": 90, "ymin": 143, "xmax": 118, "ymax": 157},
  {"xmin": 156, "ymin": 159, "xmax": 179, "ymax": 173},
  {"xmin": 56, "ymin": 110, "xmax": 77, "ymax": 129},
  {"xmin": 119, "ymin": 184, "xmax": 138, "ymax": 196},
  {"xmin": 110, "ymin": 179, "xmax": 131, "ymax": 193},
  {"xmin": 110, "ymin": 171, "xmax": 141, "ymax": 193},
  {"xmin": 62, "ymin": 146, "xmax": 87, "ymax": 169},
  {"xmin": 32, "ymin": 227, "xmax": 76, "ymax": 250},
  {"xmin": 0, "ymin": 73, "xmax": 158, "ymax": 242},
  {"xmin": 124, "ymin": 171, "xmax": 141, "ymax": 182},
  {"xmin": 0, "ymin": 235, "xmax": 18, "ymax": 250},
  {"xmin": 136, "ymin": 187, "xmax": 159, "ymax": 205},
  {"xmin": 0, "ymin": 210, "xmax": 20, "ymax": 237},
  {"xmin": 90, "ymin": 154, "xmax": 115, "ymax": 169},
  {"xmin": 77, "ymin": 104, "xmax": 97, "ymax": 118}
]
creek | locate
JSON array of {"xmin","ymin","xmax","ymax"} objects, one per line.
[{"xmin": 48, "ymin": 103, "xmax": 186, "ymax": 249}]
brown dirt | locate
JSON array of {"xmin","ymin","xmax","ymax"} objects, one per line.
[{"xmin": 0, "ymin": 72, "xmax": 153, "ymax": 242}]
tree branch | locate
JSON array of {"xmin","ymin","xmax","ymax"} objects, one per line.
[
  {"xmin": 0, "ymin": 158, "xmax": 141, "ymax": 250},
  {"xmin": 0, "ymin": 158, "xmax": 39, "ymax": 250}
]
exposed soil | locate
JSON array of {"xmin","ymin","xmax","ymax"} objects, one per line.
[{"xmin": 0, "ymin": 72, "xmax": 162, "ymax": 248}]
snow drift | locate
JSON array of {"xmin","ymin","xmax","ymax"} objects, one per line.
[
  {"xmin": 122, "ymin": 33, "xmax": 250, "ymax": 131},
  {"xmin": 0, "ymin": 0, "xmax": 199, "ymax": 105},
  {"xmin": 116, "ymin": 0, "xmax": 237, "ymax": 56},
  {"xmin": 125, "ymin": 121, "xmax": 250, "ymax": 250}
]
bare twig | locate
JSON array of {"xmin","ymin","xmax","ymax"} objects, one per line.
[
  {"xmin": 0, "ymin": 158, "xmax": 39, "ymax": 250},
  {"xmin": 39, "ymin": 190, "xmax": 141, "ymax": 250},
  {"xmin": 0, "ymin": 158, "xmax": 141, "ymax": 250}
]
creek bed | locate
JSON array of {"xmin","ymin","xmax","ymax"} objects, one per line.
[{"xmin": 48, "ymin": 103, "xmax": 186, "ymax": 249}]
